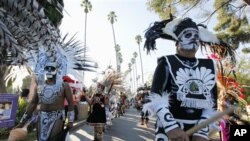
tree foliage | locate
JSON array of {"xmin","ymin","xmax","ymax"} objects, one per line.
[
  {"xmin": 0, "ymin": 0, "xmax": 64, "ymax": 93},
  {"xmin": 37, "ymin": 0, "xmax": 64, "ymax": 27},
  {"xmin": 235, "ymin": 55, "xmax": 250, "ymax": 102},
  {"xmin": 146, "ymin": 0, "xmax": 250, "ymax": 51}
]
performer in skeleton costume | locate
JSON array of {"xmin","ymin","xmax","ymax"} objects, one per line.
[
  {"xmin": 143, "ymin": 17, "xmax": 235, "ymax": 141},
  {"xmin": 1, "ymin": 0, "xmax": 95, "ymax": 140},
  {"xmin": 86, "ymin": 66, "xmax": 124, "ymax": 141},
  {"xmin": 102, "ymin": 66, "xmax": 124, "ymax": 123},
  {"xmin": 17, "ymin": 58, "xmax": 75, "ymax": 141}
]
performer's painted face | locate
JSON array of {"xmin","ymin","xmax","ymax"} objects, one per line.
[
  {"xmin": 97, "ymin": 83, "xmax": 104, "ymax": 93},
  {"xmin": 177, "ymin": 29, "xmax": 199, "ymax": 51},
  {"xmin": 44, "ymin": 62, "xmax": 57, "ymax": 79}
]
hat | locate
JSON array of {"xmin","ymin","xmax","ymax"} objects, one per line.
[
  {"xmin": 174, "ymin": 18, "xmax": 198, "ymax": 38},
  {"xmin": 144, "ymin": 17, "xmax": 236, "ymax": 64},
  {"xmin": 161, "ymin": 17, "xmax": 198, "ymax": 40}
]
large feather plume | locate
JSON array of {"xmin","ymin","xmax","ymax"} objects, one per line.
[
  {"xmin": 144, "ymin": 16, "xmax": 236, "ymax": 64},
  {"xmin": 98, "ymin": 66, "xmax": 125, "ymax": 93},
  {"xmin": 142, "ymin": 92, "xmax": 170, "ymax": 117},
  {"xmin": 0, "ymin": 0, "xmax": 95, "ymax": 89}
]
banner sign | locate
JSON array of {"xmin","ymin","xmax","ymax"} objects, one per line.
[{"xmin": 0, "ymin": 94, "xmax": 19, "ymax": 128}]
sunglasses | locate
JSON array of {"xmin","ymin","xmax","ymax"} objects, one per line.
[{"xmin": 44, "ymin": 66, "xmax": 56, "ymax": 71}]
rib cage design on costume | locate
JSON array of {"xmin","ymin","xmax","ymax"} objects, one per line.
[
  {"xmin": 165, "ymin": 55, "xmax": 216, "ymax": 110},
  {"xmin": 0, "ymin": 0, "xmax": 95, "ymax": 88}
]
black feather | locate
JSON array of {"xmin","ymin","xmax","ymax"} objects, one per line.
[{"xmin": 144, "ymin": 19, "xmax": 175, "ymax": 54}]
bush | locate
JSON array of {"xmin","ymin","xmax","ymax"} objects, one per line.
[
  {"xmin": 0, "ymin": 128, "xmax": 9, "ymax": 139},
  {"xmin": 16, "ymin": 97, "xmax": 28, "ymax": 123}
]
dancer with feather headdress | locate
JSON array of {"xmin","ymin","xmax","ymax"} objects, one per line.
[
  {"xmin": 0, "ymin": 0, "xmax": 95, "ymax": 141},
  {"xmin": 142, "ymin": 16, "xmax": 236, "ymax": 141},
  {"xmin": 85, "ymin": 66, "xmax": 124, "ymax": 141}
]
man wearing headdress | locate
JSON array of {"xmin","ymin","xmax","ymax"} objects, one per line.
[
  {"xmin": 1, "ymin": 0, "xmax": 96, "ymax": 140},
  {"xmin": 16, "ymin": 59, "xmax": 75, "ymax": 141},
  {"xmin": 86, "ymin": 82, "xmax": 107, "ymax": 141},
  {"xmin": 143, "ymin": 17, "xmax": 235, "ymax": 141}
]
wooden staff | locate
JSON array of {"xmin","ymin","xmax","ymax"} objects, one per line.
[
  {"xmin": 186, "ymin": 107, "xmax": 235, "ymax": 136},
  {"xmin": 8, "ymin": 118, "xmax": 35, "ymax": 141}
]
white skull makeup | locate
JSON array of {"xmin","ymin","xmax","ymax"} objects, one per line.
[
  {"xmin": 44, "ymin": 62, "xmax": 57, "ymax": 79},
  {"xmin": 177, "ymin": 28, "xmax": 199, "ymax": 51}
]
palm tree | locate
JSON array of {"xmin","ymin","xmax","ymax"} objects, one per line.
[
  {"xmin": 80, "ymin": 0, "xmax": 92, "ymax": 81},
  {"xmin": 0, "ymin": 1, "xmax": 64, "ymax": 93},
  {"xmin": 118, "ymin": 52, "xmax": 123, "ymax": 68},
  {"xmin": 38, "ymin": 0, "xmax": 64, "ymax": 27},
  {"xmin": 135, "ymin": 35, "xmax": 144, "ymax": 84},
  {"xmin": 108, "ymin": 11, "xmax": 119, "ymax": 72},
  {"xmin": 133, "ymin": 52, "xmax": 138, "ymax": 88},
  {"xmin": 131, "ymin": 58, "xmax": 136, "ymax": 92},
  {"xmin": 128, "ymin": 63, "xmax": 133, "ymax": 92},
  {"xmin": 115, "ymin": 44, "xmax": 122, "ymax": 71}
]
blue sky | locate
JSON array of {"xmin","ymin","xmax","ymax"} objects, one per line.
[{"xmin": 60, "ymin": 0, "xmax": 213, "ymax": 87}]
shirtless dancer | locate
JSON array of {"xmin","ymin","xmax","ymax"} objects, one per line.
[{"xmin": 17, "ymin": 60, "xmax": 74, "ymax": 141}]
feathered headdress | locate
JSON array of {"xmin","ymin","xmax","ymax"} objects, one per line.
[
  {"xmin": 144, "ymin": 16, "xmax": 236, "ymax": 64},
  {"xmin": 1, "ymin": 0, "xmax": 95, "ymax": 89},
  {"xmin": 216, "ymin": 58, "xmax": 247, "ymax": 107},
  {"xmin": 97, "ymin": 66, "xmax": 125, "ymax": 93}
]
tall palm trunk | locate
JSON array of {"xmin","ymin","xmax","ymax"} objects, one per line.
[
  {"xmin": 135, "ymin": 35, "xmax": 144, "ymax": 85},
  {"xmin": 133, "ymin": 64, "xmax": 137, "ymax": 92},
  {"xmin": 81, "ymin": 0, "xmax": 92, "ymax": 82},
  {"xmin": 129, "ymin": 70, "xmax": 133, "ymax": 92},
  {"xmin": 134, "ymin": 60, "xmax": 138, "ymax": 88},
  {"xmin": 138, "ymin": 45, "xmax": 144, "ymax": 84},
  {"xmin": 132, "ymin": 64, "xmax": 136, "ymax": 92},
  {"xmin": 83, "ymin": 12, "xmax": 88, "ymax": 81},
  {"xmin": 111, "ymin": 24, "xmax": 119, "ymax": 72}
]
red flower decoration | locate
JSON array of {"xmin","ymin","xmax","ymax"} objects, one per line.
[
  {"xmin": 239, "ymin": 93, "xmax": 245, "ymax": 99},
  {"xmin": 207, "ymin": 53, "xmax": 220, "ymax": 60}
]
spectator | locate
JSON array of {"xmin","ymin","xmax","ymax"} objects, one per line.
[{"xmin": 72, "ymin": 89, "xmax": 79, "ymax": 121}]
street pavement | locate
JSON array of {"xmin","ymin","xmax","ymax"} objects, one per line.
[{"xmin": 67, "ymin": 108, "xmax": 155, "ymax": 141}]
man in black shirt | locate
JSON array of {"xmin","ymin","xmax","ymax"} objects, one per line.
[{"xmin": 143, "ymin": 17, "xmax": 235, "ymax": 141}]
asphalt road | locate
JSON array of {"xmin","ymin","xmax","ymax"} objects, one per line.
[{"xmin": 66, "ymin": 108, "xmax": 155, "ymax": 141}]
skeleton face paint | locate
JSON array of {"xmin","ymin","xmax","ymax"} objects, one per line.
[
  {"xmin": 96, "ymin": 83, "xmax": 104, "ymax": 93},
  {"xmin": 97, "ymin": 87, "xmax": 103, "ymax": 93},
  {"xmin": 44, "ymin": 62, "xmax": 57, "ymax": 79},
  {"xmin": 177, "ymin": 28, "xmax": 199, "ymax": 51}
]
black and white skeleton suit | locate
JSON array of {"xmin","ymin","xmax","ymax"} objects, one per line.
[
  {"xmin": 142, "ymin": 16, "xmax": 236, "ymax": 141},
  {"xmin": 150, "ymin": 54, "xmax": 217, "ymax": 140}
]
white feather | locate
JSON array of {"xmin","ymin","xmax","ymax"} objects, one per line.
[
  {"xmin": 162, "ymin": 18, "xmax": 183, "ymax": 40},
  {"xmin": 4, "ymin": 66, "xmax": 30, "ymax": 91},
  {"xmin": 199, "ymin": 27, "xmax": 220, "ymax": 44},
  {"xmin": 142, "ymin": 92, "xmax": 170, "ymax": 117},
  {"xmin": 1, "ymin": 0, "xmax": 94, "ymax": 91}
]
